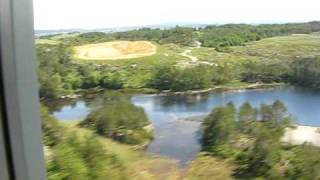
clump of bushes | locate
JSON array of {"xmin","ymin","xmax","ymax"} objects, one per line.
[
  {"xmin": 40, "ymin": 106, "xmax": 127, "ymax": 180},
  {"xmin": 80, "ymin": 91, "xmax": 152, "ymax": 145},
  {"xmin": 149, "ymin": 63, "xmax": 240, "ymax": 91}
]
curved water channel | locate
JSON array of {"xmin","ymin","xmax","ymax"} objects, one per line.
[{"xmin": 50, "ymin": 86, "xmax": 320, "ymax": 166}]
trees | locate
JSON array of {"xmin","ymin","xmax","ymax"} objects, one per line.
[
  {"xmin": 112, "ymin": 26, "xmax": 197, "ymax": 46},
  {"xmin": 36, "ymin": 43, "xmax": 103, "ymax": 98},
  {"xmin": 40, "ymin": 105, "xmax": 127, "ymax": 180},
  {"xmin": 40, "ymin": 106, "xmax": 62, "ymax": 146},
  {"xmin": 39, "ymin": 73, "xmax": 64, "ymax": 99},
  {"xmin": 236, "ymin": 101, "xmax": 293, "ymax": 178},
  {"xmin": 238, "ymin": 125, "xmax": 283, "ymax": 179},
  {"xmin": 160, "ymin": 26, "xmax": 196, "ymax": 46},
  {"xmin": 148, "ymin": 64, "xmax": 178, "ymax": 90},
  {"xmin": 101, "ymin": 72, "xmax": 124, "ymax": 89},
  {"xmin": 66, "ymin": 32, "xmax": 115, "ymax": 46},
  {"xmin": 212, "ymin": 63, "xmax": 236, "ymax": 84},
  {"xmin": 200, "ymin": 22, "xmax": 320, "ymax": 48},
  {"xmin": 150, "ymin": 65, "xmax": 214, "ymax": 91},
  {"xmin": 202, "ymin": 102, "xmax": 236, "ymax": 155},
  {"xmin": 291, "ymin": 57, "xmax": 320, "ymax": 87},
  {"xmin": 260, "ymin": 100, "xmax": 292, "ymax": 135},
  {"xmin": 238, "ymin": 102, "xmax": 257, "ymax": 134},
  {"xmin": 240, "ymin": 60, "xmax": 289, "ymax": 83},
  {"xmin": 80, "ymin": 92, "xmax": 152, "ymax": 145},
  {"xmin": 77, "ymin": 64, "xmax": 102, "ymax": 89},
  {"xmin": 201, "ymin": 101, "xmax": 307, "ymax": 179},
  {"xmin": 37, "ymin": 44, "xmax": 71, "ymax": 98},
  {"xmin": 48, "ymin": 143, "xmax": 90, "ymax": 180},
  {"xmin": 288, "ymin": 145, "xmax": 320, "ymax": 179},
  {"xmin": 74, "ymin": 135, "xmax": 126, "ymax": 180},
  {"xmin": 36, "ymin": 22, "xmax": 320, "ymax": 100},
  {"xmin": 171, "ymin": 66, "xmax": 213, "ymax": 91},
  {"xmin": 64, "ymin": 71, "xmax": 83, "ymax": 89},
  {"xmin": 47, "ymin": 134, "xmax": 127, "ymax": 180}
]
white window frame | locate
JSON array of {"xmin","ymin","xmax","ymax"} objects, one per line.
[{"xmin": 0, "ymin": 0, "xmax": 46, "ymax": 179}]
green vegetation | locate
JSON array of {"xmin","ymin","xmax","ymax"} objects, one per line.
[
  {"xmin": 42, "ymin": 98, "xmax": 320, "ymax": 179},
  {"xmin": 201, "ymin": 101, "xmax": 320, "ymax": 179},
  {"xmin": 40, "ymin": 22, "xmax": 320, "ymax": 48},
  {"xmin": 291, "ymin": 57, "xmax": 320, "ymax": 87},
  {"xmin": 184, "ymin": 153, "xmax": 235, "ymax": 180},
  {"xmin": 231, "ymin": 34, "xmax": 320, "ymax": 60},
  {"xmin": 80, "ymin": 92, "xmax": 152, "ymax": 145},
  {"xmin": 149, "ymin": 64, "xmax": 213, "ymax": 91},
  {"xmin": 36, "ymin": 42, "xmax": 189, "ymax": 98},
  {"xmin": 199, "ymin": 22, "xmax": 320, "ymax": 48},
  {"xmin": 38, "ymin": 22, "xmax": 320, "ymax": 179},
  {"xmin": 36, "ymin": 39, "xmax": 60, "ymax": 45},
  {"xmin": 41, "ymin": 105, "xmax": 181, "ymax": 180},
  {"xmin": 41, "ymin": 106, "xmax": 127, "ymax": 180},
  {"xmin": 287, "ymin": 145, "xmax": 320, "ymax": 179},
  {"xmin": 202, "ymin": 102, "xmax": 237, "ymax": 157},
  {"xmin": 36, "ymin": 22, "xmax": 320, "ymax": 99},
  {"xmin": 78, "ymin": 27, "xmax": 196, "ymax": 46}
]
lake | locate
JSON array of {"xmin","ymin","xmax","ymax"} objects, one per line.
[{"xmin": 51, "ymin": 86, "xmax": 320, "ymax": 166}]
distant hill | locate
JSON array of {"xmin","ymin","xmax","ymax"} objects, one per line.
[{"xmin": 34, "ymin": 23, "xmax": 209, "ymax": 37}]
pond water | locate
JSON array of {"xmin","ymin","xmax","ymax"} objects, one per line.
[
  {"xmin": 51, "ymin": 86, "xmax": 320, "ymax": 166},
  {"xmin": 52, "ymin": 101, "xmax": 90, "ymax": 121}
]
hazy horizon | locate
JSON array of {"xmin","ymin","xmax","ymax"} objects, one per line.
[
  {"xmin": 33, "ymin": 0, "xmax": 320, "ymax": 30},
  {"xmin": 35, "ymin": 20, "xmax": 320, "ymax": 31}
]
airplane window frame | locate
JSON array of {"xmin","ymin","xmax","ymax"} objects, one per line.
[{"xmin": 0, "ymin": 0, "xmax": 46, "ymax": 179}]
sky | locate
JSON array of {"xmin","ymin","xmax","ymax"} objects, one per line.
[{"xmin": 33, "ymin": 0, "xmax": 320, "ymax": 30}]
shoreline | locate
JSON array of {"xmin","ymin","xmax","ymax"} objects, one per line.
[
  {"xmin": 168, "ymin": 82, "xmax": 285, "ymax": 95},
  {"xmin": 182, "ymin": 115, "xmax": 320, "ymax": 147},
  {"xmin": 50, "ymin": 84, "xmax": 320, "ymax": 148},
  {"xmin": 282, "ymin": 125, "xmax": 320, "ymax": 147},
  {"xmin": 128, "ymin": 82, "xmax": 286, "ymax": 97},
  {"xmin": 39, "ymin": 82, "xmax": 285, "ymax": 102},
  {"xmin": 50, "ymin": 84, "xmax": 320, "ymax": 149}
]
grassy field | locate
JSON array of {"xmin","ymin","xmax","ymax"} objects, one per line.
[
  {"xmin": 39, "ymin": 33, "xmax": 320, "ymax": 65},
  {"xmin": 36, "ymin": 33, "xmax": 320, "ymax": 90},
  {"xmin": 69, "ymin": 34, "xmax": 320, "ymax": 89},
  {"xmin": 189, "ymin": 47, "xmax": 249, "ymax": 66},
  {"xmin": 231, "ymin": 34, "xmax": 320, "ymax": 61},
  {"xmin": 35, "ymin": 39, "xmax": 60, "ymax": 45},
  {"xmin": 39, "ymin": 33, "xmax": 320, "ymax": 68},
  {"xmin": 184, "ymin": 153, "xmax": 235, "ymax": 180},
  {"xmin": 190, "ymin": 34, "xmax": 320, "ymax": 62},
  {"xmin": 73, "ymin": 41, "xmax": 157, "ymax": 60}
]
